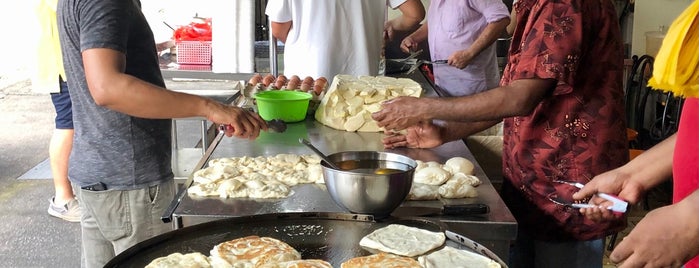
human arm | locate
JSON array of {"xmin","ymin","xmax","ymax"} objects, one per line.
[
  {"xmin": 382, "ymin": 120, "xmax": 499, "ymax": 149},
  {"xmin": 505, "ymin": 8, "xmax": 517, "ymax": 36},
  {"xmin": 572, "ymin": 134, "xmax": 676, "ymax": 221},
  {"xmin": 384, "ymin": 0, "xmax": 425, "ymax": 40},
  {"xmin": 82, "ymin": 48, "xmax": 267, "ymax": 138},
  {"xmin": 610, "ymin": 190, "xmax": 699, "ymax": 267},
  {"xmin": 448, "ymin": 17, "xmax": 510, "ymax": 69},
  {"xmin": 400, "ymin": 23, "xmax": 428, "ymax": 53},
  {"xmin": 270, "ymin": 21, "xmax": 292, "ymax": 43},
  {"xmin": 371, "ymin": 78, "xmax": 554, "ymax": 131}
]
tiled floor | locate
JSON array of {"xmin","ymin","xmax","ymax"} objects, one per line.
[{"xmin": 602, "ymin": 182, "xmax": 673, "ymax": 267}]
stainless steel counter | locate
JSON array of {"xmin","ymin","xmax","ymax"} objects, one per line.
[{"xmin": 166, "ymin": 70, "xmax": 517, "ymax": 260}]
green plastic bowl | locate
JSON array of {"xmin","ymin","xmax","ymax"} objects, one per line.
[{"xmin": 254, "ymin": 90, "xmax": 312, "ymax": 123}]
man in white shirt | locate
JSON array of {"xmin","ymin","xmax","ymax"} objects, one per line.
[{"xmin": 265, "ymin": 0, "xmax": 425, "ymax": 79}]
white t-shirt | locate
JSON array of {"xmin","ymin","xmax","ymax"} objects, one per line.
[{"xmin": 265, "ymin": 0, "xmax": 406, "ymax": 79}]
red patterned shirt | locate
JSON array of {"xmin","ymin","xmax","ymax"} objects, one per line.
[{"xmin": 500, "ymin": 0, "xmax": 628, "ymax": 241}]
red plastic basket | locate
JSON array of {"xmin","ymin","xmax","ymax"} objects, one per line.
[{"xmin": 176, "ymin": 41, "xmax": 212, "ymax": 65}]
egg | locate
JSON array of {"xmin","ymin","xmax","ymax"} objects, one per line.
[
  {"xmin": 248, "ymin": 74, "xmax": 262, "ymax": 85},
  {"xmin": 262, "ymin": 74, "xmax": 275, "ymax": 87}
]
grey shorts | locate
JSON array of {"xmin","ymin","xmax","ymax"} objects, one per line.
[{"xmin": 76, "ymin": 180, "xmax": 175, "ymax": 268}]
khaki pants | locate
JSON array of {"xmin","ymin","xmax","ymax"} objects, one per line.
[{"xmin": 76, "ymin": 180, "xmax": 174, "ymax": 268}]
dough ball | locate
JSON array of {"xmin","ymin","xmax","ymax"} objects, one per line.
[
  {"xmin": 443, "ymin": 157, "xmax": 475, "ymax": 175},
  {"xmin": 413, "ymin": 166, "xmax": 451, "ymax": 186}
]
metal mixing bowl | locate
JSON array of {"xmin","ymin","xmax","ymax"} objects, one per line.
[{"xmin": 321, "ymin": 151, "xmax": 416, "ymax": 218}]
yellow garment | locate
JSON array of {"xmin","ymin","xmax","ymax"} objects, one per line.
[
  {"xmin": 33, "ymin": 0, "xmax": 65, "ymax": 94},
  {"xmin": 648, "ymin": 1, "xmax": 699, "ymax": 98}
]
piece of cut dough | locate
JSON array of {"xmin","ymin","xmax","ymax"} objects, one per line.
[
  {"xmin": 359, "ymin": 224, "xmax": 445, "ymax": 257},
  {"xmin": 413, "ymin": 166, "xmax": 451, "ymax": 186},
  {"xmin": 340, "ymin": 253, "xmax": 421, "ymax": 268},
  {"xmin": 418, "ymin": 246, "xmax": 500, "ymax": 268},
  {"xmin": 145, "ymin": 252, "xmax": 211, "ymax": 268}
]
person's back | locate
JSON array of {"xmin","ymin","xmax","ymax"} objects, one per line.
[{"xmin": 266, "ymin": 0, "xmax": 424, "ymax": 79}]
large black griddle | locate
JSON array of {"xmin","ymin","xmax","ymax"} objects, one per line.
[{"xmin": 105, "ymin": 212, "xmax": 448, "ymax": 268}]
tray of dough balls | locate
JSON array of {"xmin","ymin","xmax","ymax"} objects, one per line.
[
  {"xmin": 186, "ymin": 153, "xmax": 484, "ymax": 204},
  {"xmin": 105, "ymin": 212, "xmax": 507, "ymax": 268}
]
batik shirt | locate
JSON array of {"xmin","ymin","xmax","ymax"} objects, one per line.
[{"xmin": 500, "ymin": 0, "xmax": 628, "ymax": 241}]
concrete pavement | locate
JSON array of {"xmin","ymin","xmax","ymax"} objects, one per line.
[{"xmin": 0, "ymin": 80, "xmax": 81, "ymax": 268}]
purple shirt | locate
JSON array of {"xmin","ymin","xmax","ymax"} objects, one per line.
[{"xmin": 427, "ymin": 0, "xmax": 509, "ymax": 96}]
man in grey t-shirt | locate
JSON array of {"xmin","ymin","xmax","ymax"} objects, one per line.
[{"xmin": 57, "ymin": 0, "xmax": 268, "ymax": 267}]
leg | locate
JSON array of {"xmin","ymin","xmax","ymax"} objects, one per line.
[
  {"xmin": 48, "ymin": 80, "xmax": 81, "ymax": 222},
  {"xmin": 50, "ymin": 128, "xmax": 74, "ymax": 203},
  {"xmin": 113, "ymin": 180, "xmax": 175, "ymax": 255}
]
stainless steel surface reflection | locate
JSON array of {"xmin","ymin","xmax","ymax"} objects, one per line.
[{"xmin": 321, "ymin": 151, "xmax": 416, "ymax": 218}]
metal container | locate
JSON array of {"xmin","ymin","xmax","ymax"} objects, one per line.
[{"xmin": 321, "ymin": 151, "xmax": 416, "ymax": 218}]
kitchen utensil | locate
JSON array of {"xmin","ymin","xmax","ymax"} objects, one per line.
[
  {"xmin": 397, "ymin": 49, "xmax": 423, "ymax": 63},
  {"xmin": 421, "ymin": 59, "xmax": 448, "ymax": 65},
  {"xmin": 109, "ymin": 213, "xmax": 448, "ymax": 268},
  {"xmin": 391, "ymin": 203, "xmax": 489, "ymax": 217},
  {"xmin": 445, "ymin": 230, "xmax": 509, "ymax": 268},
  {"xmin": 254, "ymin": 90, "xmax": 312, "ymax": 123},
  {"xmin": 265, "ymin": 119, "xmax": 287, "ymax": 133},
  {"xmin": 321, "ymin": 151, "xmax": 416, "ymax": 218},
  {"xmin": 552, "ymin": 180, "xmax": 628, "ymax": 213},
  {"xmin": 299, "ymin": 138, "xmax": 342, "ymax": 170}
]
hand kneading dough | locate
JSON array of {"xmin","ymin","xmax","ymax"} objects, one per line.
[
  {"xmin": 315, "ymin": 75, "xmax": 422, "ymax": 132},
  {"xmin": 359, "ymin": 224, "xmax": 445, "ymax": 257},
  {"xmin": 418, "ymin": 246, "xmax": 500, "ymax": 268},
  {"xmin": 413, "ymin": 166, "xmax": 451, "ymax": 185},
  {"xmin": 408, "ymin": 183, "xmax": 440, "ymax": 201},
  {"xmin": 145, "ymin": 252, "xmax": 211, "ymax": 268},
  {"xmin": 341, "ymin": 253, "xmax": 421, "ymax": 268},
  {"xmin": 443, "ymin": 157, "xmax": 475, "ymax": 175}
]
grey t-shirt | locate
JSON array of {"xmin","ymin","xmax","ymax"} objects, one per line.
[{"xmin": 58, "ymin": 0, "xmax": 172, "ymax": 190}]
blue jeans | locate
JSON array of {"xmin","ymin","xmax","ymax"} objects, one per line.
[
  {"xmin": 76, "ymin": 180, "xmax": 174, "ymax": 268},
  {"xmin": 509, "ymin": 228, "xmax": 604, "ymax": 268}
]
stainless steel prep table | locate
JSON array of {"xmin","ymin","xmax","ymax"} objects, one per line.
[{"xmin": 169, "ymin": 71, "xmax": 517, "ymax": 260}]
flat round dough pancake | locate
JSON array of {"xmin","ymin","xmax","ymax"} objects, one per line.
[
  {"xmin": 145, "ymin": 252, "xmax": 211, "ymax": 268},
  {"xmin": 260, "ymin": 259, "xmax": 333, "ymax": 268},
  {"xmin": 358, "ymin": 224, "xmax": 446, "ymax": 257},
  {"xmin": 340, "ymin": 253, "xmax": 421, "ymax": 268},
  {"xmin": 418, "ymin": 246, "xmax": 500, "ymax": 268},
  {"xmin": 210, "ymin": 236, "xmax": 301, "ymax": 267}
]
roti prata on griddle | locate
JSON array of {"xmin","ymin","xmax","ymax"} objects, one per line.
[
  {"xmin": 210, "ymin": 236, "xmax": 301, "ymax": 267},
  {"xmin": 418, "ymin": 246, "xmax": 500, "ymax": 268},
  {"xmin": 145, "ymin": 252, "xmax": 211, "ymax": 268},
  {"xmin": 358, "ymin": 224, "xmax": 445, "ymax": 257},
  {"xmin": 340, "ymin": 252, "xmax": 421, "ymax": 268},
  {"xmin": 259, "ymin": 259, "xmax": 333, "ymax": 268}
]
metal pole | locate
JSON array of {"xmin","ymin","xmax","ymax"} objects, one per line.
[{"xmin": 268, "ymin": 20, "xmax": 278, "ymax": 76}]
